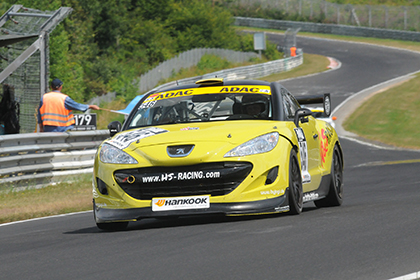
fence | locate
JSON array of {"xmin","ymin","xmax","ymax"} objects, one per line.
[
  {"xmin": 229, "ymin": 0, "xmax": 420, "ymax": 31},
  {"xmin": 137, "ymin": 48, "xmax": 259, "ymax": 93},
  {"xmin": 234, "ymin": 17, "xmax": 420, "ymax": 42},
  {"xmin": 0, "ymin": 5, "xmax": 72, "ymax": 133},
  {"xmin": 148, "ymin": 52, "xmax": 302, "ymax": 93}
]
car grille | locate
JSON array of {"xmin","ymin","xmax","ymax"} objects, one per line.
[{"xmin": 114, "ymin": 162, "xmax": 253, "ymax": 200}]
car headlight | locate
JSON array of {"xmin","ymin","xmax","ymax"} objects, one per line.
[
  {"xmin": 224, "ymin": 132, "xmax": 279, "ymax": 157},
  {"xmin": 99, "ymin": 143, "xmax": 138, "ymax": 164}
]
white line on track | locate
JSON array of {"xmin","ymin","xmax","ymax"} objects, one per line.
[
  {"xmin": 388, "ymin": 271, "xmax": 420, "ymax": 280},
  {"xmin": 0, "ymin": 210, "xmax": 92, "ymax": 227}
]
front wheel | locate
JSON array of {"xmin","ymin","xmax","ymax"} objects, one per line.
[
  {"xmin": 288, "ymin": 149, "xmax": 303, "ymax": 215},
  {"xmin": 314, "ymin": 144, "xmax": 343, "ymax": 208}
]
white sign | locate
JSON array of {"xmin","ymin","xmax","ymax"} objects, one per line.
[
  {"xmin": 254, "ymin": 32, "xmax": 266, "ymax": 50},
  {"xmin": 152, "ymin": 196, "xmax": 210, "ymax": 212}
]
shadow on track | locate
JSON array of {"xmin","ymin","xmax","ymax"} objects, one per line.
[{"xmin": 64, "ymin": 205, "xmax": 319, "ymax": 234}]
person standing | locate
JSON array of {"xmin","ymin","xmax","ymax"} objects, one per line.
[{"xmin": 37, "ymin": 78, "xmax": 100, "ymax": 132}]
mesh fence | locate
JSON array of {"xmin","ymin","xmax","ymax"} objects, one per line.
[
  {"xmin": 0, "ymin": 6, "xmax": 67, "ymax": 133},
  {"xmin": 230, "ymin": 0, "xmax": 420, "ymax": 31},
  {"xmin": 0, "ymin": 39, "xmax": 43, "ymax": 133}
]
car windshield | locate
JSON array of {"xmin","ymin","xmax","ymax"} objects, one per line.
[{"xmin": 127, "ymin": 90, "xmax": 272, "ymax": 129}]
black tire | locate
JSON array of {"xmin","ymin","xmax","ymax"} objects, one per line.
[
  {"xmin": 314, "ymin": 144, "xmax": 343, "ymax": 208},
  {"xmin": 288, "ymin": 149, "xmax": 303, "ymax": 215},
  {"xmin": 96, "ymin": 221, "xmax": 129, "ymax": 231}
]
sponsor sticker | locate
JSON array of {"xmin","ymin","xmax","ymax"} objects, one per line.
[
  {"xmin": 303, "ymin": 192, "xmax": 319, "ymax": 202},
  {"xmin": 141, "ymin": 86, "xmax": 271, "ymax": 105},
  {"xmin": 152, "ymin": 196, "xmax": 210, "ymax": 211},
  {"xmin": 141, "ymin": 170, "xmax": 221, "ymax": 183},
  {"xmin": 106, "ymin": 127, "xmax": 168, "ymax": 150}
]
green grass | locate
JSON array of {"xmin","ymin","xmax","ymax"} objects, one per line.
[
  {"xmin": 343, "ymin": 73, "xmax": 420, "ymax": 149},
  {"xmin": 258, "ymin": 53, "xmax": 330, "ymax": 82},
  {"xmin": 0, "ymin": 175, "xmax": 93, "ymax": 224}
]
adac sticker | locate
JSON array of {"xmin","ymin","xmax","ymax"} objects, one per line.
[
  {"xmin": 219, "ymin": 86, "xmax": 270, "ymax": 94},
  {"xmin": 147, "ymin": 90, "xmax": 195, "ymax": 102},
  {"xmin": 107, "ymin": 127, "xmax": 168, "ymax": 150}
]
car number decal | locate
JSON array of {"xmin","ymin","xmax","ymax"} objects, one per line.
[
  {"xmin": 294, "ymin": 127, "xmax": 311, "ymax": 184},
  {"xmin": 107, "ymin": 127, "xmax": 168, "ymax": 149}
]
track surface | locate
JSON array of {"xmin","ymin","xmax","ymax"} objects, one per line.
[{"xmin": 1, "ymin": 35, "xmax": 420, "ymax": 280}]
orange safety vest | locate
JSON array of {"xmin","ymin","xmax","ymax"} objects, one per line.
[
  {"xmin": 290, "ymin": 46, "xmax": 297, "ymax": 57},
  {"xmin": 39, "ymin": 92, "xmax": 75, "ymax": 127}
]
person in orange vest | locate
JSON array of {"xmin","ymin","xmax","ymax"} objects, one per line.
[
  {"xmin": 37, "ymin": 78, "xmax": 100, "ymax": 132},
  {"xmin": 290, "ymin": 46, "xmax": 297, "ymax": 57}
]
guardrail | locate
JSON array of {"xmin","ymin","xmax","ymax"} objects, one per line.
[
  {"xmin": 234, "ymin": 17, "xmax": 420, "ymax": 42},
  {"xmin": 149, "ymin": 53, "xmax": 303, "ymax": 93},
  {"xmin": 0, "ymin": 130, "xmax": 109, "ymax": 189}
]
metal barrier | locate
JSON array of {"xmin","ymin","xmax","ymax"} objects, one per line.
[
  {"xmin": 0, "ymin": 130, "xmax": 109, "ymax": 189},
  {"xmin": 234, "ymin": 17, "xmax": 420, "ymax": 42}
]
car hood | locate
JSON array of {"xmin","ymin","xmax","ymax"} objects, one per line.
[{"xmin": 106, "ymin": 121, "xmax": 295, "ymax": 164}]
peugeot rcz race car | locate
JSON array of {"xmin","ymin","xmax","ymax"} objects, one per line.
[{"xmin": 93, "ymin": 79, "xmax": 344, "ymax": 230}]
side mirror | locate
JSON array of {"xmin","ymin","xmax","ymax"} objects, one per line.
[
  {"xmin": 294, "ymin": 108, "xmax": 313, "ymax": 127},
  {"xmin": 323, "ymin": 93, "xmax": 331, "ymax": 117},
  {"xmin": 108, "ymin": 121, "xmax": 122, "ymax": 137}
]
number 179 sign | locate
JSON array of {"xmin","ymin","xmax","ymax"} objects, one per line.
[{"xmin": 73, "ymin": 113, "xmax": 97, "ymax": 130}]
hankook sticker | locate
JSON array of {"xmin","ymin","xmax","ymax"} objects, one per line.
[{"xmin": 152, "ymin": 196, "xmax": 210, "ymax": 211}]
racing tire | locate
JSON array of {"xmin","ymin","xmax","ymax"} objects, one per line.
[
  {"xmin": 314, "ymin": 144, "xmax": 343, "ymax": 208},
  {"xmin": 288, "ymin": 149, "xmax": 303, "ymax": 215}
]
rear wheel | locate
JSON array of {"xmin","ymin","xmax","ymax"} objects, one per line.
[
  {"xmin": 314, "ymin": 144, "xmax": 343, "ymax": 208},
  {"xmin": 288, "ymin": 149, "xmax": 303, "ymax": 215}
]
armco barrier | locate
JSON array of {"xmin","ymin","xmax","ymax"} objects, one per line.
[
  {"xmin": 234, "ymin": 17, "xmax": 420, "ymax": 42},
  {"xmin": 0, "ymin": 130, "xmax": 109, "ymax": 189}
]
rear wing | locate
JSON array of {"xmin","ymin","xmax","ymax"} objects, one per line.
[{"xmin": 295, "ymin": 93, "xmax": 331, "ymax": 117}]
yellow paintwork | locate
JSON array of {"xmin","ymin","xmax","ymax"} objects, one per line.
[{"xmin": 93, "ymin": 117, "xmax": 340, "ymax": 212}]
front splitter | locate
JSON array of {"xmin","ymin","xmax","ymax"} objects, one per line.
[{"xmin": 94, "ymin": 192, "xmax": 289, "ymax": 223}]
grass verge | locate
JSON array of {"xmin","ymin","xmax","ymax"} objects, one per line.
[
  {"xmin": 343, "ymin": 73, "xmax": 420, "ymax": 149},
  {"xmin": 0, "ymin": 174, "xmax": 93, "ymax": 224}
]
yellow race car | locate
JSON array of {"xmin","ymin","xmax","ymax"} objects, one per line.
[{"xmin": 93, "ymin": 79, "xmax": 343, "ymax": 230}]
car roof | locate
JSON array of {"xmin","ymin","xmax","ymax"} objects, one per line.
[{"xmin": 156, "ymin": 79, "xmax": 271, "ymax": 93}]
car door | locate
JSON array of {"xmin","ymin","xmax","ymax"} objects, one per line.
[{"xmin": 282, "ymin": 89, "xmax": 321, "ymax": 192}]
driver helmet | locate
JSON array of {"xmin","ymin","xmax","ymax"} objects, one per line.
[{"xmin": 241, "ymin": 94, "xmax": 269, "ymax": 118}]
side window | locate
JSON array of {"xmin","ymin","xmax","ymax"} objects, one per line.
[{"xmin": 281, "ymin": 88, "xmax": 300, "ymax": 119}]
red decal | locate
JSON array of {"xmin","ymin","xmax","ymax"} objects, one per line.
[{"xmin": 320, "ymin": 129, "xmax": 329, "ymax": 167}]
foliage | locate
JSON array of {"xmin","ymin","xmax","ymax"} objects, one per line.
[{"xmin": 0, "ymin": 0, "xmax": 275, "ymax": 103}]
